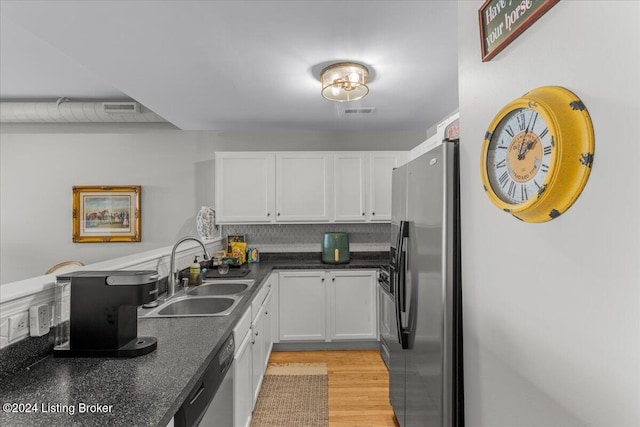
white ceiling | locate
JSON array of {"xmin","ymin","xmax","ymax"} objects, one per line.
[{"xmin": 0, "ymin": 1, "xmax": 458, "ymax": 131}]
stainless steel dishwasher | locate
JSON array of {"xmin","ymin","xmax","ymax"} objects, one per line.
[{"xmin": 174, "ymin": 334, "xmax": 235, "ymax": 427}]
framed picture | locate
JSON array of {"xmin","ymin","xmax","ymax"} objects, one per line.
[
  {"xmin": 72, "ymin": 186, "xmax": 141, "ymax": 243},
  {"xmin": 479, "ymin": 0, "xmax": 559, "ymax": 62}
]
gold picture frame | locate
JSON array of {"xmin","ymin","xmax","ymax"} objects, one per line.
[{"xmin": 72, "ymin": 185, "xmax": 141, "ymax": 243}]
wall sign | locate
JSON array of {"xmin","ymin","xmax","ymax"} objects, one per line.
[{"xmin": 479, "ymin": 0, "xmax": 559, "ymax": 62}]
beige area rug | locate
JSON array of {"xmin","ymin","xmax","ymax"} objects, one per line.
[{"xmin": 250, "ymin": 363, "xmax": 329, "ymax": 427}]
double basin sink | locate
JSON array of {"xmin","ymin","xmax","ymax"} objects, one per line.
[{"xmin": 138, "ymin": 279, "xmax": 255, "ymax": 317}]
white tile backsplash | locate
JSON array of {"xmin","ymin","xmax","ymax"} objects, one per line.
[{"xmin": 222, "ymin": 223, "xmax": 390, "ymax": 249}]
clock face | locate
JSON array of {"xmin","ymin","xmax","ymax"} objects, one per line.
[{"xmin": 486, "ymin": 107, "xmax": 554, "ymax": 205}]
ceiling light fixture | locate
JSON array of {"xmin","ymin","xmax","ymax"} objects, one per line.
[{"xmin": 320, "ymin": 62, "xmax": 369, "ymax": 102}]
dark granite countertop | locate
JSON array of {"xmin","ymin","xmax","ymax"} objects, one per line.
[{"xmin": 0, "ymin": 252, "xmax": 387, "ymax": 427}]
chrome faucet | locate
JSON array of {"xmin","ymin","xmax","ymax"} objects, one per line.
[{"xmin": 168, "ymin": 236, "xmax": 210, "ymax": 298}]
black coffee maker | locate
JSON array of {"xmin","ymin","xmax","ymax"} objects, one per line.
[{"xmin": 54, "ymin": 270, "xmax": 159, "ymax": 357}]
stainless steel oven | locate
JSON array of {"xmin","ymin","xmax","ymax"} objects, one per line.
[{"xmin": 378, "ymin": 266, "xmax": 394, "ymax": 370}]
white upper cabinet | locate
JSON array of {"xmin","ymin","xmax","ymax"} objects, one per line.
[
  {"xmin": 334, "ymin": 153, "xmax": 367, "ymax": 222},
  {"xmin": 215, "ymin": 151, "xmax": 406, "ymax": 224},
  {"xmin": 368, "ymin": 152, "xmax": 406, "ymax": 221},
  {"xmin": 215, "ymin": 153, "xmax": 275, "ymax": 223},
  {"xmin": 276, "ymin": 153, "xmax": 332, "ymax": 222}
]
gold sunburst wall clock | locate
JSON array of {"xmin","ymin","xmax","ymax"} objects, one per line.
[{"xmin": 480, "ymin": 86, "xmax": 595, "ymax": 223}]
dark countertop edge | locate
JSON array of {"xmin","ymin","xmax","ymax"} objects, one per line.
[{"xmin": 0, "ymin": 254, "xmax": 388, "ymax": 427}]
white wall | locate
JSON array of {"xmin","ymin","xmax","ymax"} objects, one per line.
[
  {"xmin": 458, "ymin": 2, "xmax": 639, "ymax": 426},
  {"xmin": 0, "ymin": 132, "xmax": 213, "ymax": 283},
  {"xmin": 0, "ymin": 129, "xmax": 423, "ymax": 284}
]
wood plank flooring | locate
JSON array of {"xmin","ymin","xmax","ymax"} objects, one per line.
[{"xmin": 268, "ymin": 350, "xmax": 398, "ymax": 427}]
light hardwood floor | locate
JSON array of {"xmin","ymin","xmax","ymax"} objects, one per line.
[{"xmin": 268, "ymin": 350, "xmax": 398, "ymax": 427}]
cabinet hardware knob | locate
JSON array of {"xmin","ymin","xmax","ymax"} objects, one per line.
[
  {"xmin": 267, "ymin": 212, "xmax": 270, "ymax": 217},
  {"xmin": 372, "ymin": 212, "xmax": 376, "ymax": 215},
  {"xmin": 255, "ymin": 331, "xmax": 259, "ymax": 336},
  {"xmin": 277, "ymin": 213, "xmax": 281, "ymax": 216},
  {"xmin": 321, "ymin": 278, "xmax": 325, "ymax": 282},
  {"xmin": 251, "ymin": 339, "xmax": 255, "ymax": 344},
  {"xmin": 362, "ymin": 212, "xmax": 365, "ymax": 216},
  {"xmin": 332, "ymin": 277, "xmax": 335, "ymax": 282},
  {"xmin": 265, "ymin": 311, "xmax": 268, "ymax": 315}
]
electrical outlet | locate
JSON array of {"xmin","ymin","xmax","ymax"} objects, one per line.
[
  {"xmin": 30, "ymin": 304, "xmax": 51, "ymax": 337},
  {"xmin": 8, "ymin": 312, "xmax": 29, "ymax": 342}
]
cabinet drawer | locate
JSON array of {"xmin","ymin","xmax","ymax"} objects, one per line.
[
  {"xmin": 252, "ymin": 277, "xmax": 272, "ymax": 321},
  {"xmin": 233, "ymin": 307, "xmax": 251, "ymax": 352}
]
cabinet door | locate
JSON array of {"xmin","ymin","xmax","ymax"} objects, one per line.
[
  {"xmin": 276, "ymin": 153, "xmax": 332, "ymax": 222},
  {"xmin": 334, "ymin": 153, "xmax": 367, "ymax": 222},
  {"xmin": 379, "ymin": 286, "xmax": 390, "ymax": 339},
  {"xmin": 251, "ymin": 307, "xmax": 266, "ymax": 406},
  {"xmin": 215, "ymin": 153, "xmax": 275, "ymax": 223},
  {"xmin": 278, "ymin": 271, "xmax": 327, "ymax": 341},
  {"xmin": 329, "ymin": 270, "xmax": 377, "ymax": 340},
  {"xmin": 233, "ymin": 332, "xmax": 253, "ymax": 427},
  {"xmin": 262, "ymin": 292, "xmax": 273, "ymax": 371},
  {"xmin": 369, "ymin": 152, "xmax": 403, "ymax": 222},
  {"xmin": 269, "ymin": 272, "xmax": 280, "ymax": 344}
]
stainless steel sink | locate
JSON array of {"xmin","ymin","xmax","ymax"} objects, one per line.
[
  {"xmin": 138, "ymin": 279, "xmax": 254, "ymax": 318},
  {"xmin": 188, "ymin": 279, "xmax": 254, "ymax": 296},
  {"xmin": 138, "ymin": 295, "xmax": 241, "ymax": 318}
]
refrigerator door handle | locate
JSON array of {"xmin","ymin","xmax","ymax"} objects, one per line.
[
  {"xmin": 394, "ymin": 256, "xmax": 404, "ymax": 347},
  {"xmin": 395, "ymin": 220, "xmax": 410, "ymax": 349}
]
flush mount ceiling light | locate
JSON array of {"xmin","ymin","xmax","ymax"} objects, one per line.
[{"xmin": 320, "ymin": 62, "xmax": 369, "ymax": 102}]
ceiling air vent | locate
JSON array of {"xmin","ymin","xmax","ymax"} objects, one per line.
[
  {"xmin": 102, "ymin": 102, "xmax": 140, "ymax": 114},
  {"xmin": 343, "ymin": 107, "xmax": 376, "ymax": 115}
]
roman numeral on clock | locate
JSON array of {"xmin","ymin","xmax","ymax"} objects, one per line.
[
  {"xmin": 495, "ymin": 159, "xmax": 506, "ymax": 168},
  {"xmin": 508, "ymin": 181, "xmax": 516, "ymax": 198},
  {"xmin": 543, "ymin": 146, "xmax": 552, "ymax": 156},
  {"xmin": 517, "ymin": 112, "xmax": 526, "ymax": 131},
  {"xmin": 539, "ymin": 127, "xmax": 549, "ymax": 139},
  {"xmin": 505, "ymin": 125, "xmax": 515, "ymax": 138},
  {"xmin": 521, "ymin": 185, "xmax": 528, "ymax": 201},
  {"xmin": 498, "ymin": 171, "xmax": 509, "ymax": 187}
]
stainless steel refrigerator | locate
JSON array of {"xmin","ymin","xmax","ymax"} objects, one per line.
[{"xmin": 389, "ymin": 140, "xmax": 464, "ymax": 427}]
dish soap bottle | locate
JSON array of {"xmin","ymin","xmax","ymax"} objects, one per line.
[{"xmin": 189, "ymin": 256, "xmax": 201, "ymax": 286}]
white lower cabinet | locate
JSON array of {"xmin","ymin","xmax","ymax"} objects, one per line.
[
  {"xmin": 250, "ymin": 302, "xmax": 266, "ymax": 405},
  {"xmin": 328, "ymin": 270, "xmax": 377, "ymax": 340},
  {"xmin": 233, "ymin": 322, "xmax": 253, "ymax": 427},
  {"xmin": 262, "ymin": 292, "xmax": 273, "ymax": 370},
  {"xmin": 278, "ymin": 270, "xmax": 327, "ymax": 341},
  {"xmin": 233, "ymin": 274, "xmax": 274, "ymax": 427},
  {"xmin": 278, "ymin": 269, "xmax": 377, "ymax": 343},
  {"xmin": 232, "ymin": 269, "xmax": 376, "ymax": 425}
]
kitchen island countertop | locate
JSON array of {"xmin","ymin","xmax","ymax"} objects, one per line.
[{"xmin": 0, "ymin": 252, "xmax": 387, "ymax": 427}]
